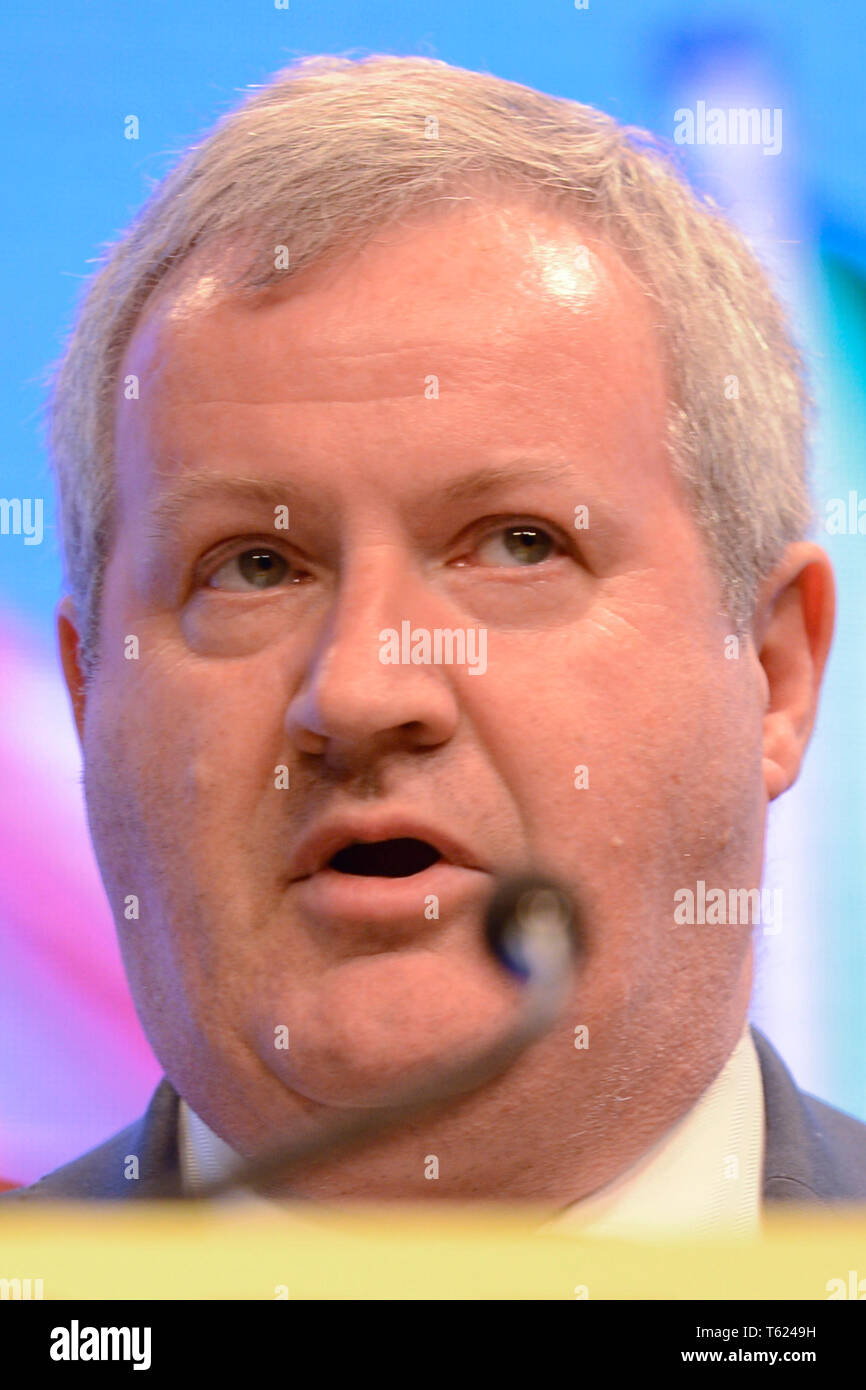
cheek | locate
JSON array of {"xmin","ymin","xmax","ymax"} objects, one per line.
[
  {"xmin": 465, "ymin": 624, "xmax": 663, "ymax": 826},
  {"xmin": 83, "ymin": 653, "xmax": 287, "ymax": 894},
  {"xmin": 469, "ymin": 622, "xmax": 759, "ymax": 909}
]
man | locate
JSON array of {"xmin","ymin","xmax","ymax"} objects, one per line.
[{"xmin": 3, "ymin": 54, "xmax": 863, "ymax": 1233}]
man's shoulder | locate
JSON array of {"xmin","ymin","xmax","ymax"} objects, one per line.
[
  {"xmin": 0, "ymin": 1119, "xmax": 146, "ymax": 1203},
  {"xmin": 788, "ymin": 1088, "xmax": 866, "ymax": 1196},
  {"xmin": 752, "ymin": 1027, "xmax": 866, "ymax": 1203},
  {"xmin": 0, "ymin": 1079, "xmax": 181, "ymax": 1202}
]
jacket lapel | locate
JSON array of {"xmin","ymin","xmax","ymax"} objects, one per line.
[
  {"xmin": 751, "ymin": 1025, "xmax": 866, "ymax": 1203},
  {"xmin": 10, "ymin": 1077, "xmax": 182, "ymax": 1200}
]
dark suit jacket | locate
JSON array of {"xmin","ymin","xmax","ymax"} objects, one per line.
[{"xmin": 2, "ymin": 1028, "xmax": 866, "ymax": 1203}]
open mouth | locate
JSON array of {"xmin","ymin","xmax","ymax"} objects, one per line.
[{"xmin": 327, "ymin": 837, "xmax": 443, "ymax": 879}]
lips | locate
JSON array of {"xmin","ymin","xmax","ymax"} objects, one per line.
[
  {"xmin": 287, "ymin": 817, "xmax": 487, "ymax": 931},
  {"xmin": 288, "ymin": 817, "xmax": 480, "ymax": 883}
]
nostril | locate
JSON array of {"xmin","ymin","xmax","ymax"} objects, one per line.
[{"xmin": 328, "ymin": 838, "xmax": 442, "ymax": 878}]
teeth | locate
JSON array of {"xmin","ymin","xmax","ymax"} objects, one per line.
[{"xmin": 328, "ymin": 837, "xmax": 442, "ymax": 878}]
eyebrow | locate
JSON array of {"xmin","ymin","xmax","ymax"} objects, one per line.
[
  {"xmin": 144, "ymin": 472, "xmax": 312, "ymax": 548},
  {"xmin": 143, "ymin": 459, "xmax": 601, "ymax": 547},
  {"xmin": 437, "ymin": 461, "xmax": 580, "ymax": 505}
]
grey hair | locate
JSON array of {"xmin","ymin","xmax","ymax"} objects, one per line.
[{"xmin": 47, "ymin": 53, "xmax": 813, "ymax": 677}]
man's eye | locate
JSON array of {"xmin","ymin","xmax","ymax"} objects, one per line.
[
  {"xmin": 472, "ymin": 525, "xmax": 559, "ymax": 567},
  {"xmin": 207, "ymin": 547, "xmax": 291, "ymax": 591}
]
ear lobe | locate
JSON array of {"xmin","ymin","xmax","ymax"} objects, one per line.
[
  {"xmin": 57, "ymin": 595, "xmax": 88, "ymax": 747},
  {"xmin": 755, "ymin": 543, "xmax": 835, "ymax": 802}
]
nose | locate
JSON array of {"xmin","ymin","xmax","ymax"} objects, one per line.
[{"xmin": 284, "ymin": 545, "xmax": 461, "ymax": 762}]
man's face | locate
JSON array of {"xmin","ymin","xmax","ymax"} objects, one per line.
[{"xmin": 76, "ymin": 199, "xmax": 766, "ymax": 1199}]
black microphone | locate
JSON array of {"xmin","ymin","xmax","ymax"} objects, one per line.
[{"xmin": 181, "ymin": 873, "xmax": 583, "ymax": 1203}]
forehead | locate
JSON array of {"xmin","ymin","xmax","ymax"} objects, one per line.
[
  {"xmin": 122, "ymin": 201, "xmax": 662, "ymax": 395},
  {"xmin": 114, "ymin": 201, "xmax": 670, "ymax": 510}
]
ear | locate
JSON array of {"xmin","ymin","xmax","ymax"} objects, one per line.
[
  {"xmin": 752, "ymin": 542, "xmax": 836, "ymax": 802},
  {"xmin": 57, "ymin": 594, "xmax": 88, "ymax": 747}
]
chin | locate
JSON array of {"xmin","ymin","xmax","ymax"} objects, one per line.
[{"xmin": 260, "ymin": 949, "xmax": 517, "ymax": 1108}]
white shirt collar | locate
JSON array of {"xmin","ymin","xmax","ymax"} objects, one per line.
[{"xmin": 540, "ymin": 1025, "xmax": 764, "ymax": 1237}]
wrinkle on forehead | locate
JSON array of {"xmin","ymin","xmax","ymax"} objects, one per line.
[{"xmin": 125, "ymin": 233, "xmax": 657, "ymax": 405}]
